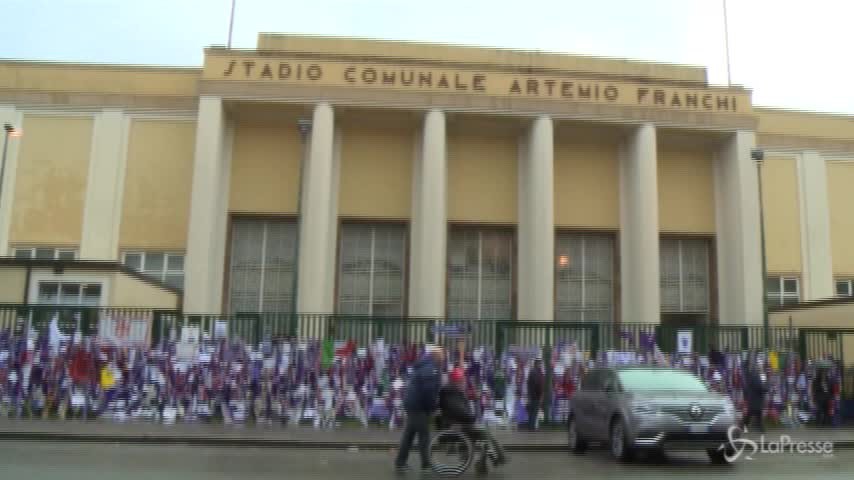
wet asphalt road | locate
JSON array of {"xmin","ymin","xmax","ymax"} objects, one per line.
[{"xmin": 0, "ymin": 441, "xmax": 851, "ymax": 480}]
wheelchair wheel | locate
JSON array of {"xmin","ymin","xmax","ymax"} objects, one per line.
[{"xmin": 429, "ymin": 430, "xmax": 474, "ymax": 477}]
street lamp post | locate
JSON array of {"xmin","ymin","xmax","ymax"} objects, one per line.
[
  {"xmin": 752, "ymin": 148, "xmax": 770, "ymax": 349},
  {"xmin": 1, "ymin": 123, "xmax": 22, "ymax": 214}
]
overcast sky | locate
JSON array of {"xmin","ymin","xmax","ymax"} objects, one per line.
[{"xmin": 4, "ymin": 0, "xmax": 853, "ymax": 115}]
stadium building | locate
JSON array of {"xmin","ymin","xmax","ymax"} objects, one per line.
[{"xmin": 1, "ymin": 33, "xmax": 853, "ymax": 333}]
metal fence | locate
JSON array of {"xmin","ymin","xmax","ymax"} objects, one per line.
[
  {"xmin": 0, "ymin": 304, "xmax": 179, "ymax": 339},
  {"xmin": 0, "ymin": 304, "xmax": 850, "ymax": 364}
]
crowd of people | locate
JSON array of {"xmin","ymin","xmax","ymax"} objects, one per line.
[{"xmin": 0, "ymin": 325, "xmax": 845, "ymax": 432}]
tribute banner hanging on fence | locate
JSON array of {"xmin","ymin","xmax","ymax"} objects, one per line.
[
  {"xmin": 97, "ymin": 312, "xmax": 152, "ymax": 346},
  {"xmin": 677, "ymin": 330, "xmax": 693, "ymax": 354}
]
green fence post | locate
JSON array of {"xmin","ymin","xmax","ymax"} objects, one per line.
[
  {"xmin": 375, "ymin": 317, "xmax": 385, "ymax": 344},
  {"xmin": 591, "ymin": 324, "xmax": 601, "ymax": 358},
  {"xmin": 543, "ymin": 344, "xmax": 553, "ymax": 426},
  {"xmin": 290, "ymin": 313, "xmax": 298, "ymax": 338},
  {"xmin": 798, "ymin": 330, "xmax": 808, "ymax": 361},
  {"xmin": 253, "ymin": 315, "xmax": 262, "ymax": 345}
]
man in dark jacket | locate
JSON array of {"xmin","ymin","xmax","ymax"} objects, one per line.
[
  {"xmin": 740, "ymin": 362, "xmax": 767, "ymax": 433},
  {"xmin": 527, "ymin": 358, "xmax": 545, "ymax": 431},
  {"xmin": 395, "ymin": 346, "xmax": 444, "ymax": 472},
  {"xmin": 813, "ymin": 369, "xmax": 832, "ymax": 426},
  {"xmin": 439, "ymin": 367, "xmax": 507, "ymax": 465}
]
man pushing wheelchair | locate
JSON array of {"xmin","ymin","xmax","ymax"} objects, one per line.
[{"xmin": 394, "ymin": 344, "xmax": 507, "ymax": 475}]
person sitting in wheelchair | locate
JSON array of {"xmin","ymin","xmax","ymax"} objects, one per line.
[{"xmin": 437, "ymin": 367, "xmax": 508, "ymax": 466}]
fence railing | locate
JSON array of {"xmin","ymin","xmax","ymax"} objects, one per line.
[
  {"xmin": 0, "ymin": 304, "xmax": 179, "ymax": 340},
  {"xmin": 0, "ymin": 305, "xmax": 849, "ymax": 363}
]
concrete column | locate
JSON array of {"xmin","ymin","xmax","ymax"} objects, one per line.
[
  {"xmin": 517, "ymin": 115, "xmax": 554, "ymax": 321},
  {"xmin": 714, "ymin": 131, "xmax": 763, "ymax": 324},
  {"xmin": 0, "ymin": 106, "xmax": 23, "ymax": 256},
  {"xmin": 408, "ymin": 109, "xmax": 447, "ymax": 318},
  {"xmin": 619, "ymin": 123, "xmax": 660, "ymax": 324},
  {"xmin": 296, "ymin": 102, "xmax": 337, "ymax": 314},
  {"xmin": 797, "ymin": 151, "xmax": 834, "ymax": 300},
  {"xmin": 184, "ymin": 97, "xmax": 232, "ymax": 314},
  {"xmin": 322, "ymin": 128, "xmax": 342, "ymax": 311},
  {"xmin": 80, "ymin": 109, "xmax": 130, "ymax": 260}
]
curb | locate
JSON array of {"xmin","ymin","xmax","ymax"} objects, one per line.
[
  {"xmin": 0, "ymin": 431, "xmax": 568, "ymax": 452},
  {"xmin": 0, "ymin": 432, "xmax": 852, "ymax": 451}
]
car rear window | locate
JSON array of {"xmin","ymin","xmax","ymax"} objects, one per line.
[{"xmin": 617, "ymin": 369, "xmax": 708, "ymax": 392}]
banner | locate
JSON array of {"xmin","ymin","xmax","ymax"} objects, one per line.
[
  {"xmin": 98, "ymin": 311, "xmax": 152, "ymax": 346},
  {"xmin": 677, "ymin": 330, "xmax": 694, "ymax": 354}
]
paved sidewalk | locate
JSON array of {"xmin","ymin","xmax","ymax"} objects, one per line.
[{"xmin": 0, "ymin": 420, "xmax": 852, "ymax": 450}]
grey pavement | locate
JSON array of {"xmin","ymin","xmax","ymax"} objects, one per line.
[
  {"xmin": 0, "ymin": 441, "xmax": 852, "ymax": 480},
  {"xmin": 1, "ymin": 419, "xmax": 853, "ymax": 450}
]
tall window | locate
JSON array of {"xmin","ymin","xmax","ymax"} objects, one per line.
[
  {"xmin": 447, "ymin": 228, "xmax": 514, "ymax": 320},
  {"xmin": 228, "ymin": 218, "xmax": 297, "ymax": 313},
  {"xmin": 123, "ymin": 252, "xmax": 184, "ymax": 289},
  {"xmin": 337, "ymin": 223, "xmax": 407, "ymax": 316},
  {"xmin": 660, "ymin": 238, "xmax": 710, "ymax": 313},
  {"xmin": 555, "ymin": 233, "xmax": 615, "ymax": 322},
  {"xmin": 13, "ymin": 247, "xmax": 76, "ymax": 260},
  {"xmin": 836, "ymin": 279, "xmax": 854, "ymax": 297},
  {"xmin": 767, "ymin": 276, "xmax": 800, "ymax": 307}
]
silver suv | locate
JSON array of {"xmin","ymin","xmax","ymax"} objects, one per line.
[{"xmin": 567, "ymin": 366, "xmax": 738, "ymax": 464}]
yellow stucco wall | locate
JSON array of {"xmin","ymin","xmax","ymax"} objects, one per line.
[
  {"xmin": 757, "ymin": 108, "xmax": 854, "ymax": 141},
  {"xmin": 0, "ymin": 267, "xmax": 26, "ymax": 303},
  {"xmin": 0, "ymin": 62, "xmax": 199, "ymax": 96},
  {"xmin": 762, "ymin": 156, "xmax": 802, "ymax": 274},
  {"xmin": 10, "ymin": 115, "xmax": 92, "ymax": 246},
  {"xmin": 828, "ymin": 163, "xmax": 854, "ymax": 276},
  {"xmin": 229, "ymin": 122, "xmax": 302, "ymax": 214},
  {"xmin": 338, "ymin": 125, "xmax": 413, "ymax": 218},
  {"xmin": 111, "ymin": 272, "xmax": 180, "ymax": 309},
  {"xmin": 553, "ymin": 141, "xmax": 619, "ymax": 228},
  {"xmin": 119, "ymin": 120, "xmax": 195, "ymax": 250},
  {"xmin": 448, "ymin": 132, "xmax": 517, "ymax": 223},
  {"xmin": 657, "ymin": 147, "xmax": 716, "ymax": 233}
]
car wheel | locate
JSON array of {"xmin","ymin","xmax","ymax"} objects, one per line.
[
  {"xmin": 609, "ymin": 418, "xmax": 634, "ymax": 462},
  {"xmin": 708, "ymin": 447, "xmax": 735, "ymax": 465},
  {"xmin": 567, "ymin": 416, "xmax": 587, "ymax": 454}
]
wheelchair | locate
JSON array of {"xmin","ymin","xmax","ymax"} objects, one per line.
[{"xmin": 429, "ymin": 418, "xmax": 502, "ymax": 477}]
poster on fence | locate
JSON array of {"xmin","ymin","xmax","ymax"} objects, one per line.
[
  {"xmin": 214, "ymin": 320, "xmax": 228, "ymax": 339},
  {"xmin": 677, "ymin": 330, "xmax": 693, "ymax": 354},
  {"xmin": 98, "ymin": 311, "xmax": 152, "ymax": 346}
]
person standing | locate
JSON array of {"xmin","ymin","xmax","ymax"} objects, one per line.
[
  {"xmin": 394, "ymin": 345, "xmax": 444, "ymax": 473},
  {"xmin": 526, "ymin": 357, "xmax": 545, "ymax": 431},
  {"xmin": 740, "ymin": 361, "xmax": 767, "ymax": 433},
  {"xmin": 708, "ymin": 345, "xmax": 725, "ymax": 369},
  {"xmin": 812, "ymin": 369, "xmax": 832, "ymax": 426}
]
